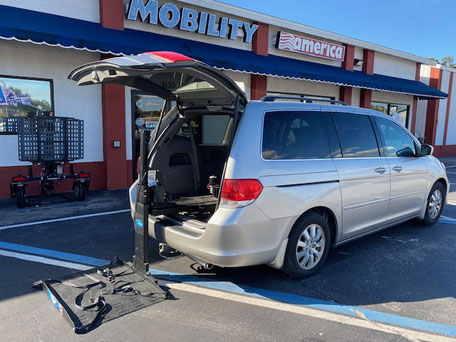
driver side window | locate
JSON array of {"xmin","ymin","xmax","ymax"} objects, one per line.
[{"xmin": 375, "ymin": 117, "xmax": 416, "ymax": 157}]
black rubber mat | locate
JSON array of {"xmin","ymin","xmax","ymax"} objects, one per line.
[{"xmin": 34, "ymin": 259, "xmax": 168, "ymax": 334}]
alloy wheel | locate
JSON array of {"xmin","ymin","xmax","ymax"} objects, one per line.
[
  {"xmin": 296, "ymin": 224, "xmax": 326, "ymax": 270},
  {"xmin": 428, "ymin": 189, "xmax": 442, "ymax": 219}
]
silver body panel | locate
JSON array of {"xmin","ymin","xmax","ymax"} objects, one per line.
[{"xmin": 129, "ymin": 101, "xmax": 449, "ymax": 268}]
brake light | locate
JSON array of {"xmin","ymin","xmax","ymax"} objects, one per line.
[
  {"xmin": 137, "ymin": 156, "xmax": 140, "ymax": 174},
  {"xmin": 79, "ymin": 173, "xmax": 90, "ymax": 178},
  {"xmin": 142, "ymin": 51, "xmax": 193, "ymax": 63},
  {"xmin": 221, "ymin": 179, "xmax": 263, "ymax": 207},
  {"xmin": 13, "ymin": 176, "xmax": 27, "ymax": 182}
]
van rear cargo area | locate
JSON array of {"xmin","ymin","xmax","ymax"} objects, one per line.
[{"xmin": 147, "ymin": 110, "xmax": 235, "ymax": 221}]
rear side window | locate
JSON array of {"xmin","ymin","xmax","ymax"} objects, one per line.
[
  {"xmin": 375, "ymin": 117, "xmax": 416, "ymax": 157},
  {"xmin": 332, "ymin": 113, "xmax": 380, "ymax": 158},
  {"xmin": 262, "ymin": 111, "xmax": 331, "ymax": 160}
]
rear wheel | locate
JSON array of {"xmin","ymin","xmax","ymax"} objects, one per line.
[
  {"xmin": 74, "ymin": 182, "xmax": 85, "ymax": 201},
  {"xmin": 420, "ymin": 182, "xmax": 445, "ymax": 226},
  {"xmin": 282, "ymin": 212, "xmax": 331, "ymax": 278},
  {"xmin": 16, "ymin": 187, "xmax": 26, "ymax": 208}
]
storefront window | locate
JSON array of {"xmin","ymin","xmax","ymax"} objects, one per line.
[
  {"xmin": 371, "ymin": 101, "xmax": 409, "ymax": 127},
  {"xmin": 0, "ymin": 76, "xmax": 53, "ymax": 134}
]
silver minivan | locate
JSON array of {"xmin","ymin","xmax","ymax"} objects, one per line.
[{"xmin": 70, "ymin": 52, "xmax": 449, "ymax": 277}]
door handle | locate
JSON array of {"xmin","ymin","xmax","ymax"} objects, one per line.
[
  {"xmin": 375, "ymin": 167, "xmax": 387, "ymax": 174},
  {"xmin": 392, "ymin": 166, "xmax": 403, "ymax": 172}
]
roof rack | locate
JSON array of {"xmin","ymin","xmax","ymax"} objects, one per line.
[{"xmin": 260, "ymin": 95, "xmax": 348, "ymax": 106}]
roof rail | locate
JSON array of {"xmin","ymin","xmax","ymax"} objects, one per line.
[{"xmin": 260, "ymin": 95, "xmax": 348, "ymax": 106}]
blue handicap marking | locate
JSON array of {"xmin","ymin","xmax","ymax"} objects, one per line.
[
  {"xmin": 135, "ymin": 219, "xmax": 144, "ymax": 228},
  {"xmin": 439, "ymin": 215, "xmax": 456, "ymax": 225}
]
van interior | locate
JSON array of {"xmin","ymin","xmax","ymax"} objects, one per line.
[{"xmin": 147, "ymin": 105, "xmax": 240, "ymax": 222}]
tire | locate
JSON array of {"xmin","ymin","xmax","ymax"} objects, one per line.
[
  {"xmin": 16, "ymin": 187, "xmax": 26, "ymax": 209},
  {"xmin": 281, "ymin": 212, "xmax": 331, "ymax": 278},
  {"xmin": 420, "ymin": 182, "xmax": 445, "ymax": 226},
  {"xmin": 74, "ymin": 182, "xmax": 86, "ymax": 201}
]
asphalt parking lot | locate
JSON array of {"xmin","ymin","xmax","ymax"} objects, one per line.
[{"xmin": 0, "ymin": 159, "xmax": 455, "ymax": 342}]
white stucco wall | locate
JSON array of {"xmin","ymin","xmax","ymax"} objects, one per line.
[
  {"xmin": 0, "ymin": 0, "xmax": 100, "ymax": 22},
  {"xmin": 222, "ymin": 70, "xmax": 251, "ymax": 100},
  {"xmin": 374, "ymin": 52, "xmax": 416, "ymax": 80},
  {"xmin": 267, "ymin": 77, "xmax": 339, "ymax": 100},
  {"xmin": 435, "ymin": 70, "xmax": 450, "ymax": 146},
  {"xmin": 415, "ymin": 66, "xmax": 431, "ymax": 138},
  {"xmin": 0, "ymin": 40, "xmax": 102, "ymax": 167},
  {"xmin": 351, "ymin": 88, "xmax": 360, "ymax": 107}
]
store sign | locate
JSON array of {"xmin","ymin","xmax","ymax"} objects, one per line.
[
  {"xmin": 127, "ymin": 0, "xmax": 258, "ymax": 43},
  {"xmin": 277, "ymin": 31, "xmax": 345, "ymax": 62}
]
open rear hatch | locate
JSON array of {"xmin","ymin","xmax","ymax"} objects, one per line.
[
  {"xmin": 69, "ymin": 51, "xmax": 247, "ymax": 107},
  {"xmin": 69, "ymin": 52, "xmax": 247, "ymax": 221}
]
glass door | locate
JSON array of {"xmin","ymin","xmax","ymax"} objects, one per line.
[{"xmin": 131, "ymin": 91, "xmax": 165, "ymax": 181}]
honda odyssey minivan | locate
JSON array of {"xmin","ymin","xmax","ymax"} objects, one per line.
[{"xmin": 70, "ymin": 52, "xmax": 449, "ymax": 277}]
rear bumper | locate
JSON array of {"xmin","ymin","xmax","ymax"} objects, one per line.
[
  {"xmin": 148, "ymin": 206, "xmax": 292, "ymax": 267},
  {"xmin": 129, "ymin": 180, "xmax": 291, "ymax": 267}
]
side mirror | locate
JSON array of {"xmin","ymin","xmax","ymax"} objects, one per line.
[
  {"xmin": 419, "ymin": 144, "xmax": 434, "ymax": 157},
  {"xmin": 396, "ymin": 146, "xmax": 415, "ymax": 157}
]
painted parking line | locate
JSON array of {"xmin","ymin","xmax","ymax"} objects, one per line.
[
  {"xmin": 439, "ymin": 215, "xmax": 456, "ymax": 224},
  {"xmin": 0, "ymin": 249, "xmax": 93, "ymax": 271},
  {"xmin": 0, "ymin": 241, "xmax": 109, "ymax": 266},
  {"xmin": 0, "ymin": 249, "xmax": 456, "ymax": 342},
  {"xmin": 149, "ymin": 269, "xmax": 456, "ymax": 339},
  {"xmin": 0, "ymin": 241, "xmax": 454, "ymax": 340},
  {"xmin": 159, "ymin": 280, "xmax": 454, "ymax": 342},
  {"xmin": 0, "ymin": 208, "xmax": 131, "ymax": 231}
]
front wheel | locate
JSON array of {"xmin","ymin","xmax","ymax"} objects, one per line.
[
  {"xmin": 281, "ymin": 212, "xmax": 331, "ymax": 278},
  {"xmin": 420, "ymin": 182, "xmax": 445, "ymax": 226}
]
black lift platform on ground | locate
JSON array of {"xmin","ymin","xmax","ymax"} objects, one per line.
[
  {"xmin": 33, "ymin": 130, "xmax": 169, "ymax": 333},
  {"xmin": 33, "ymin": 259, "xmax": 167, "ymax": 334}
]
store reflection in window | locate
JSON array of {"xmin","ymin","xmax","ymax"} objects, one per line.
[{"xmin": 371, "ymin": 101, "xmax": 409, "ymax": 127}]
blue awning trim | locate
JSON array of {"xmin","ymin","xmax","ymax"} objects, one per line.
[{"xmin": 0, "ymin": 5, "xmax": 447, "ymax": 99}]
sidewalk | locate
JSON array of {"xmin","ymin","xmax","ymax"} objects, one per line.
[{"xmin": 0, "ymin": 189, "xmax": 130, "ymax": 227}]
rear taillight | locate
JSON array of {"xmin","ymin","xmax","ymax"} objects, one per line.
[
  {"xmin": 13, "ymin": 176, "xmax": 27, "ymax": 182},
  {"xmin": 79, "ymin": 173, "xmax": 90, "ymax": 178},
  {"xmin": 136, "ymin": 156, "xmax": 140, "ymax": 174},
  {"xmin": 221, "ymin": 179, "xmax": 263, "ymax": 208}
]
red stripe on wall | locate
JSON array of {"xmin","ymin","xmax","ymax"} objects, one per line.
[
  {"xmin": 340, "ymin": 45, "xmax": 354, "ymax": 105},
  {"xmin": 99, "ymin": 0, "xmax": 124, "ymax": 30},
  {"xmin": 442, "ymin": 72, "xmax": 454, "ymax": 146},
  {"xmin": 251, "ymin": 74, "xmax": 267, "ymax": 100},
  {"xmin": 252, "ymin": 23, "xmax": 269, "ymax": 56},
  {"xmin": 360, "ymin": 49, "xmax": 374, "ymax": 108},
  {"xmin": 342, "ymin": 45, "xmax": 355, "ymax": 72},
  {"xmin": 434, "ymin": 145, "xmax": 456, "ymax": 157},
  {"xmin": 425, "ymin": 67, "xmax": 443, "ymax": 145}
]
